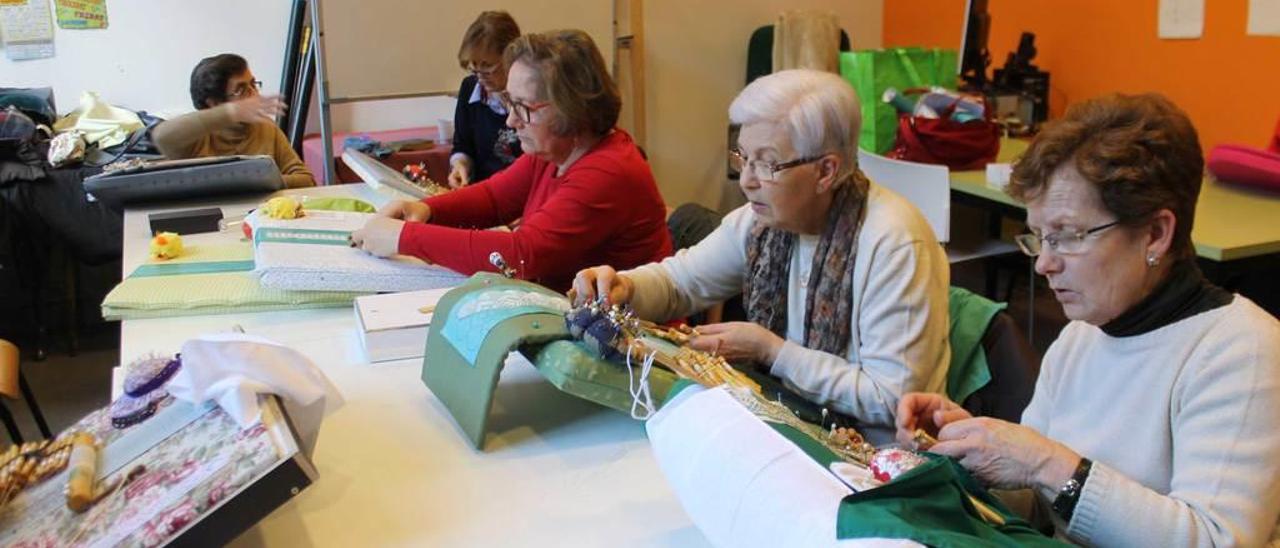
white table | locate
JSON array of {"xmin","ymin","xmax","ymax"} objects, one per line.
[{"xmin": 117, "ymin": 185, "xmax": 708, "ymax": 547}]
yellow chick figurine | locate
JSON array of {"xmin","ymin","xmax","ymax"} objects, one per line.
[
  {"xmin": 149, "ymin": 232, "xmax": 183, "ymax": 260},
  {"xmin": 262, "ymin": 196, "xmax": 304, "ymax": 220}
]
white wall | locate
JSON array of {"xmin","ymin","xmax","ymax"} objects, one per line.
[
  {"xmin": 1, "ymin": 0, "xmax": 293, "ymax": 118},
  {"xmin": 0, "ymin": 0, "xmax": 455, "ymax": 135},
  {"xmin": 2, "ymin": 0, "xmax": 886, "ymax": 192},
  {"xmin": 643, "ymin": 1, "xmax": 884, "ymax": 211}
]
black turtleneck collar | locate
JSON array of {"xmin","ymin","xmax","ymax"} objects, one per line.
[{"xmin": 1100, "ymin": 259, "xmax": 1234, "ymax": 337}]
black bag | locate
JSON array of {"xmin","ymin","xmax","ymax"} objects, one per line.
[
  {"xmin": 0, "ymin": 87, "xmax": 57, "ymax": 127},
  {"xmin": 0, "ymin": 107, "xmax": 49, "ymax": 183},
  {"xmin": 85, "ymin": 110, "xmax": 165, "ymax": 166}
]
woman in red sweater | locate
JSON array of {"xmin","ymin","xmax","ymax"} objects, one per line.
[{"xmin": 351, "ymin": 29, "xmax": 672, "ymax": 292}]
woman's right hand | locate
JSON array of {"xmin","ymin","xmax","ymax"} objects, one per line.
[
  {"xmin": 570, "ymin": 266, "xmax": 634, "ymax": 306},
  {"xmin": 226, "ymin": 94, "xmax": 286, "ymax": 124},
  {"xmin": 447, "ymin": 162, "xmax": 470, "ymax": 189},
  {"xmin": 895, "ymin": 392, "xmax": 972, "ymax": 447},
  {"xmin": 377, "ymin": 200, "xmax": 432, "ymax": 223}
]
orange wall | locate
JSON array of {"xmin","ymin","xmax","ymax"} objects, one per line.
[{"xmin": 884, "ymin": 0, "xmax": 1280, "ymax": 151}]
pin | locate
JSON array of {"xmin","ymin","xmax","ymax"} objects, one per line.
[{"xmin": 489, "ymin": 252, "xmax": 517, "ymax": 278}]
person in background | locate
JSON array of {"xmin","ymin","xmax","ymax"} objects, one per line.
[
  {"xmin": 351, "ymin": 30, "xmax": 672, "ymax": 293},
  {"xmin": 153, "ymin": 53, "xmax": 315, "ymax": 188},
  {"xmin": 446, "ymin": 11, "xmax": 523, "ymax": 188},
  {"xmin": 896, "ymin": 94, "xmax": 1280, "ymax": 546},
  {"xmin": 572, "ymin": 69, "xmax": 951, "ymax": 445}
]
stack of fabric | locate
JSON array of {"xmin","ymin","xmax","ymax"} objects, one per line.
[{"xmin": 250, "ymin": 209, "xmax": 465, "ymax": 293}]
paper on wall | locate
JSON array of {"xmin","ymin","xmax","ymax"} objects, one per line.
[
  {"xmin": 1158, "ymin": 0, "xmax": 1204, "ymax": 39},
  {"xmin": 1248, "ymin": 0, "xmax": 1280, "ymax": 36},
  {"xmin": 0, "ymin": 0, "xmax": 55, "ymax": 60},
  {"xmin": 54, "ymin": 0, "xmax": 106, "ymax": 29}
]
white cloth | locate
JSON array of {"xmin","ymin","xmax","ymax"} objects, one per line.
[
  {"xmin": 646, "ymin": 384, "xmax": 922, "ymax": 548},
  {"xmin": 169, "ymin": 332, "xmax": 345, "ymax": 457},
  {"xmin": 626, "ymin": 183, "xmax": 950, "ymax": 445},
  {"xmin": 1022, "ymin": 296, "xmax": 1280, "ymax": 546},
  {"xmin": 51, "ymin": 91, "xmax": 143, "ymax": 148}
]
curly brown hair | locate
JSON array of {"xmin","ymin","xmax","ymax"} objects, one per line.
[
  {"xmin": 456, "ymin": 11, "xmax": 520, "ymax": 69},
  {"xmin": 503, "ymin": 29, "xmax": 621, "ymax": 137},
  {"xmin": 1008, "ymin": 93, "xmax": 1204, "ymax": 261}
]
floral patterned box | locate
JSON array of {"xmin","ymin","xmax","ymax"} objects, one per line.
[{"xmin": 0, "ymin": 395, "xmax": 315, "ymax": 547}]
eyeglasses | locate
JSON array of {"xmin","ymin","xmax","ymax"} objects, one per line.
[
  {"xmin": 1014, "ymin": 220, "xmax": 1120, "ymax": 257},
  {"xmin": 466, "ymin": 62, "xmax": 502, "ymax": 77},
  {"xmin": 729, "ymin": 147, "xmax": 823, "ymax": 183},
  {"xmin": 229, "ymin": 79, "xmax": 263, "ymax": 99},
  {"xmin": 495, "ymin": 91, "xmax": 551, "ymax": 124}
]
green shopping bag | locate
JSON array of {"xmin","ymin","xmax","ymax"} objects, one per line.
[{"xmin": 840, "ymin": 47, "xmax": 959, "ymax": 154}]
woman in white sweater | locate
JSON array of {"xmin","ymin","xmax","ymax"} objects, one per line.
[
  {"xmin": 897, "ymin": 94, "xmax": 1280, "ymax": 546},
  {"xmin": 572, "ymin": 69, "xmax": 950, "ymax": 445}
]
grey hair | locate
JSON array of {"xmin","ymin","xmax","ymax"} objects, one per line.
[{"xmin": 728, "ymin": 69, "xmax": 862, "ymax": 183}]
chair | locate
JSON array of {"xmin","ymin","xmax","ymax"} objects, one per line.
[
  {"xmin": 960, "ymin": 311, "xmax": 1039, "ymax": 422},
  {"xmin": 0, "ymin": 338, "xmax": 53, "ymax": 442},
  {"xmin": 857, "ymin": 148, "xmax": 1023, "ymax": 298}
]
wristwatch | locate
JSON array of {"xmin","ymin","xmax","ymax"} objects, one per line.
[{"xmin": 1051, "ymin": 457, "xmax": 1093, "ymax": 523}]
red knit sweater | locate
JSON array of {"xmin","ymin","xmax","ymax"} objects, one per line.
[{"xmin": 398, "ymin": 129, "xmax": 672, "ymax": 292}]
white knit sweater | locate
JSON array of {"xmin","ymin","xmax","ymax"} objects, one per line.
[
  {"xmin": 1022, "ymin": 296, "xmax": 1280, "ymax": 547},
  {"xmin": 625, "ymin": 183, "xmax": 950, "ymax": 445}
]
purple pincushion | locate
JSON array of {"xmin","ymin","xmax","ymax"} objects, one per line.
[{"xmin": 123, "ymin": 355, "xmax": 182, "ymax": 397}]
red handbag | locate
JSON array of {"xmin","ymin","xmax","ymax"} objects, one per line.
[{"xmin": 889, "ymin": 96, "xmax": 1001, "ymax": 171}]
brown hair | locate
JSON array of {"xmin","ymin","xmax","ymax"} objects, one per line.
[
  {"xmin": 1009, "ymin": 93, "xmax": 1204, "ymax": 261},
  {"xmin": 503, "ymin": 29, "xmax": 621, "ymax": 137},
  {"xmin": 456, "ymin": 11, "xmax": 520, "ymax": 69}
]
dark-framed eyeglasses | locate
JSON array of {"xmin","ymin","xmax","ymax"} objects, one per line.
[
  {"xmin": 1015, "ymin": 220, "xmax": 1120, "ymax": 257},
  {"xmin": 229, "ymin": 79, "xmax": 263, "ymax": 99},
  {"xmin": 495, "ymin": 91, "xmax": 551, "ymax": 124},
  {"xmin": 466, "ymin": 62, "xmax": 502, "ymax": 77},
  {"xmin": 728, "ymin": 147, "xmax": 823, "ymax": 183}
]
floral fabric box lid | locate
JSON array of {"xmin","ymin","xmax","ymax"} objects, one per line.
[{"xmin": 0, "ymin": 395, "xmax": 314, "ymax": 546}]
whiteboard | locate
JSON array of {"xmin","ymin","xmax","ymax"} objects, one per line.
[{"xmin": 317, "ymin": 0, "xmax": 613, "ymax": 101}]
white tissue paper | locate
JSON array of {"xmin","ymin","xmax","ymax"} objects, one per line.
[
  {"xmin": 168, "ymin": 332, "xmax": 344, "ymax": 457},
  {"xmin": 646, "ymin": 385, "xmax": 921, "ymax": 548}
]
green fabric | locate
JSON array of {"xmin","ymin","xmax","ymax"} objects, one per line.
[
  {"xmin": 839, "ymin": 47, "xmax": 959, "ymax": 153},
  {"xmin": 302, "ymin": 196, "xmax": 376, "ymax": 213},
  {"xmin": 102, "ymin": 242, "xmax": 358, "ymax": 320},
  {"xmin": 836, "ymin": 454, "xmax": 1067, "ymax": 546},
  {"xmin": 532, "ymin": 340, "xmax": 679, "ymax": 415},
  {"xmin": 946, "ymin": 287, "xmax": 1007, "ymax": 404},
  {"xmin": 129, "ymin": 260, "xmax": 255, "ymax": 277},
  {"xmin": 101, "ymin": 271, "xmax": 360, "ymax": 320},
  {"xmin": 252, "ymin": 227, "xmax": 351, "ymax": 247}
]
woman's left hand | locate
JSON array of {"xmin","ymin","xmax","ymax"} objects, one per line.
[
  {"xmin": 930, "ymin": 417, "xmax": 1081, "ymax": 493},
  {"xmin": 688, "ymin": 322, "xmax": 784, "ymax": 366},
  {"xmin": 350, "ymin": 216, "xmax": 406, "ymax": 257}
]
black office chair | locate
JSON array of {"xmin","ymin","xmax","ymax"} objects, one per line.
[{"xmin": 960, "ymin": 310, "xmax": 1039, "ymax": 423}]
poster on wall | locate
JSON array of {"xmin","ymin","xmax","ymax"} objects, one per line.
[
  {"xmin": 0, "ymin": 0, "xmax": 55, "ymax": 61},
  {"xmin": 54, "ymin": 0, "xmax": 106, "ymax": 29},
  {"xmin": 1248, "ymin": 0, "xmax": 1280, "ymax": 36},
  {"xmin": 1158, "ymin": 0, "xmax": 1205, "ymax": 39}
]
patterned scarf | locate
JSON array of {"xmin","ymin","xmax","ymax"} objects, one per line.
[{"xmin": 744, "ymin": 169, "xmax": 870, "ymax": 358}]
